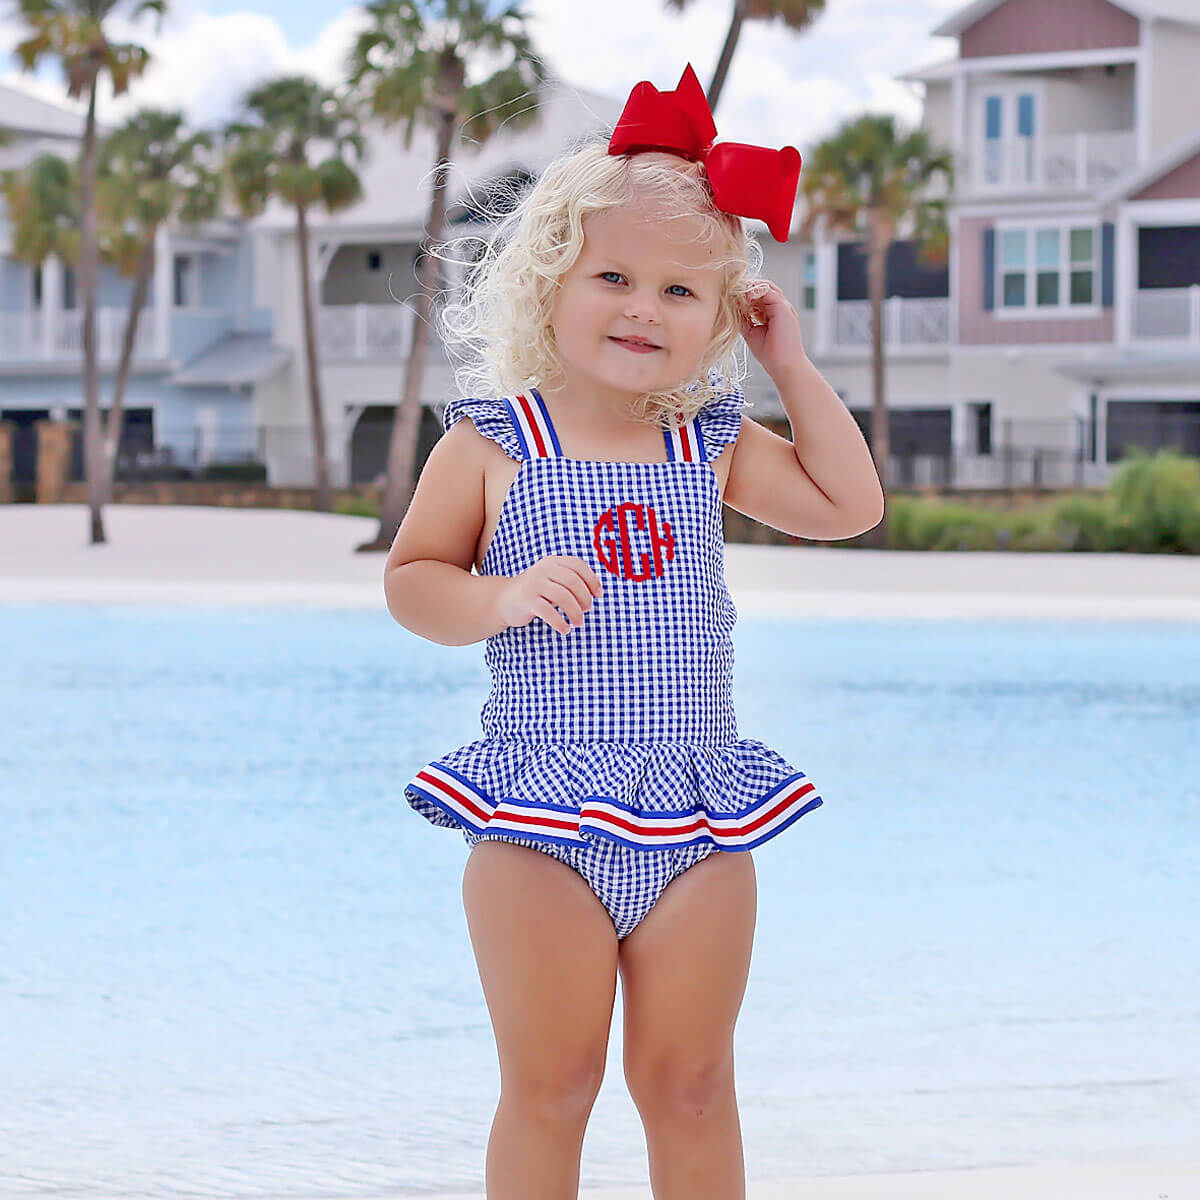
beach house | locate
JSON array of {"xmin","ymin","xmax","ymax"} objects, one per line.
[
  {"xmin": 1, "ymin": 0, "xmax": 1198, "ymax": 494},
  {"xmin": 885, "ymin": 0, "xmax": 1200, "ymax": 486}
]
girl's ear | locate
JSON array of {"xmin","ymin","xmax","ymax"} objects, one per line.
[{"xmin": 740, "ymin": 280, "xmax": 770, "ymax": 327}]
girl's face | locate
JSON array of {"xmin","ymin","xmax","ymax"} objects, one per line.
[{"xmin": 548, "ymin": 201, "xmax": 724, "ymax": 411}]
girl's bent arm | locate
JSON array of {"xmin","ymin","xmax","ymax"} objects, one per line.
[
  {"xmin": 382, "ymin": 418, "xmax": 508, "ymax": 646},
  {"xmin": 385, "ymin": 561, "xmax": 510, "ymax": 646}
]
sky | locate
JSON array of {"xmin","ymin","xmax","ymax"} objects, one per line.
[{"xmin": 0, "ymin": 0, "xmax": 965, "ymax": 154}]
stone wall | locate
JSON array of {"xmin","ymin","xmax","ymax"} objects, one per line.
[{"xmin": 0, "ymin": 423, "xmax": 12, "ymax": 505}]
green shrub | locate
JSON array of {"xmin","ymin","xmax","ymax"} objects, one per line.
[
  {"xmin": 1050, "ymin": 493, "xmax": 1115, "ymax": 551},
  {"xmin": 1106, "ymin": 447, "xmax": 1200, "ymax": 553},
  {"xmin": 199, "ymin": 460, "xmax": 268, "ymax": 482},
  {"xmin": 336, "ymin": 494, "xmax": 380, "ymax": 518}
]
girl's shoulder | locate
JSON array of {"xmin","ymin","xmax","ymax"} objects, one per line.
[
  {"xmin": 441, "ymin": 396, "xmax": 524, "ymax": 463},
  {"xmin": 692, "ymin": 383, "xmax": 747, "ymax": 463},
  {"xmin": 440, "ymin": 385, "xmax": 748, "ymax": 465}
]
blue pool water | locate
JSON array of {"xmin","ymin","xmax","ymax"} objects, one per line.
[{"xmin": 1, "ymin": 604, "xmax": 1198, "ymax": 1198}]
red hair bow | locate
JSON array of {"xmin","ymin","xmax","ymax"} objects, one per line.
[{"xmin": 608, "ymin": 63, "xmax": 802, "ymax": 243}]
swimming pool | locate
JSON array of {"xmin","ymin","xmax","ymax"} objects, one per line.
[{"xmin": 2, "ymin": 604, "xmax": 1197, "ymax": 1197}]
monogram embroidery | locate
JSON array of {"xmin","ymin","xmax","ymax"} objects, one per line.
[{"xmin": 593, "ymin": 502, "xmax": 675, "ymax": 581}]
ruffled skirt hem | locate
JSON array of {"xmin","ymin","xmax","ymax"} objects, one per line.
[{"xmin": 403, "ymin": 736, "xmax": 823, "ymax": 852}]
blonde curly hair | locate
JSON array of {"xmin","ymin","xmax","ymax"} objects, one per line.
[{"xmin": 436, "ymin": 137, "xmax": 763, "ymax": 428}]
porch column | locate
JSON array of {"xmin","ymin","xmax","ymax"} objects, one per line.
[
  {"xmin": 1115, "ymin": 214, "xmax": 1133, "ymax": 347},
  {"xmin": 815, "ymin": 222, "xmax": 835, "ymax": 355},
  {"xmin": 153, "ymin": 225, "xmax": 171, "ymax": 359},
  {"xmin": 41, "ymin": 256, "xmax": 62, "ymax": 359}
]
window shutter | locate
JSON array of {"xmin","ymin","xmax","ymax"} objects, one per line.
[
  {"xmin": 982, "ymin": 227, "xmax": 995, "ymax": 311},
  {"xmin": 1101, "ymin": 222, "xmax": 1115, "ymax": 308}
]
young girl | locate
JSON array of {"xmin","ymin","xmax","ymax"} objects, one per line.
[{"xmin": 386, "ymin": 65, "xmax": 884, "ymax": 1200}]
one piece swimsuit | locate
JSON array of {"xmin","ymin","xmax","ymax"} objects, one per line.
[{"xmin": 404, "ymin": 386, "xmax": 824, "ymax": 940}]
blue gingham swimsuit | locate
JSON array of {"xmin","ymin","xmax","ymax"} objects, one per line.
[{"xmin": 404, "ymin": 386, "xmax": 823, "ymax": 940}]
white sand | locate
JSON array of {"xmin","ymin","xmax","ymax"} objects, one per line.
[
  {"xmin": 2, "ymin": 502, "xmax": 1199, "ymax": 621},
  {"xmin": 429, "ymin": 1158, "xmax": 1200, "ymax": 1199}
]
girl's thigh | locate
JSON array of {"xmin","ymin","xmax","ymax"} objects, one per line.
[
  {"xmin": 462, "ymin": 839, "xmax": 620, "ymax": 1102},
  {"xmin": 617, "ymin": 850, "xmax": 757, "ymax": 1088}
]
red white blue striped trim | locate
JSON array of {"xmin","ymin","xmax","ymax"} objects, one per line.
[
  {"xmin": 407, "ymin": 762, "xmax": 823, "ymax": 853},
  {"xmin": 504, "ymin": 389, "xmax": 563, "ymax": 459},
  {"xmin": 664, "ymin": 410, "xmax": 705, "ymax": 463},
  {"xmin": 501, "ymin": 388, "xmax": 707, "ymax": 465}
]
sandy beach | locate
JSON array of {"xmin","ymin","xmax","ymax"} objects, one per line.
[
  {"xmin": 6, "ymin": 503, "xmax": 1199, "ymax": 1200},
  {"xmin": 429, "ymin": 1159, "xmax": 1200, "ymax": 1200},
  {"xmin": 2, "ymin": 502, "xmax": 1200, "ymax": 622}
]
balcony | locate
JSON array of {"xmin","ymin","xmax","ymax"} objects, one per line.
[
  {"xmin": 0, "ymin": 308, "xmax": 158, "ymax": 363},
  {"xmin": 318, "ymin": 303, "xmax": 412, "ymax": 360},
  {"xmin": 833, "ymin": 297, "xmax": 951, "ymax": 351},
  {"xmin": 1132, "ymin": 287, "xmax": 1200, "ymax": 344},
  {"xmin": 967, "ymin": 131, "xmax": 1136, "ymax": 194}
]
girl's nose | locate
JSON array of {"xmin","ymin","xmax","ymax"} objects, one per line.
[{"xmin": 624, "ymin": 288, "xmax": 661, "ymax": 323}]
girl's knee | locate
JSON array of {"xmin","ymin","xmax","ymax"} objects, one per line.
[
  {"xmin": 625, "ymin": 1049, "xmax": 735, "ymax": 1119},
  {"xmin": 502, "ymin": 1050, "xmax": 608, "ymax": 1123}
]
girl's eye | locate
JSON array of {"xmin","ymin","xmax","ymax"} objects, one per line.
[
  {"xmin": 600, "ymin": 271, "xmax": 624, "ymax": 284},
  {"xmin": 667, "ymin": 285, "xmax": 693, "ymax": 297}
]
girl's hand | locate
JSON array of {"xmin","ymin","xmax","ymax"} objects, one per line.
[
  {"xmin": 494, "ymin": 555, "xmax": 604, "ymax": 637},
  {"xmin": 740, "ymin": 279, "xmax": 809, "ymax": 380}
]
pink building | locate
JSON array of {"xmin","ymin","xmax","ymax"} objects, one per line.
[{"xmin": 785, "ymin": 0, "xmax": 1200, "ymax": 488}]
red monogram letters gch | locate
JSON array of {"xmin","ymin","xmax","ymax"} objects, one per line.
[{"xmin": 593, "ymin": 502, "xmax": 675, "ymax": 581}]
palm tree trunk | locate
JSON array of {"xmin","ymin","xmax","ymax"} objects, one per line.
[
  {"xmin": 364, "ymin": 100, "xmax": 458, "ymax": 553},
  {"xmin": 707, "ymin": 0, "xmax": 747, "ymax": 111},
  {"xmin": 80, "ymin": 70, "xmax": 105, "ymax": 543},
  {"xmin": 867, "ymin": 209, "xmax": 891, "ymax": 548},
  {"xmin": 296, "ymin": 201, "xmax": 333, "ymax": 512},
  {"xmin": 101, "ymin": 232, "xmax": 156, "ymax": 505}
]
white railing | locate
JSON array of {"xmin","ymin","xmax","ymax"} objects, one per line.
[
  {"xmin": 834, "ymin": 297, "xmax": 951, "ymax": 349},
  {"xmin": 318, "ymin": 303, "xmax": 412, "ymax": 360},
  {"xmin": 0, "ymin": 307, "xmax": 157, "ymax": 361},
  {"xmin": 1131, "ymin": 286, "xmax": 1200, "ymax": 343},
  {"xmin": 971, "ymin": 130, "xmax": 1136, "ymax": 192}
]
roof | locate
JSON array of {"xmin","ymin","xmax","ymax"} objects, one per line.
[
  {"xmin": 1053, "ymin": 348, "xmax": 1200, "ymax": 383},
  {"xmin": 933, "ymin": 0, "xmax": 1200, "ymax": 38},
  {"xmin": 1098, "ymin": 125, "xmax": 1200, "ymax": 203},
  {"xmin": 0, "ymin": 80, "xmax": 96, "ymax": 140},
  {"xmin": 248, "ymin": 76, "xmax": 625, "ymax": 233},
  {"xmin": 169, "ymin": 333, "xmax": 291, "ymax": 388},
  {"xmin": 896, "ymin": 57, "xmax": 959, "ymax": 84}
]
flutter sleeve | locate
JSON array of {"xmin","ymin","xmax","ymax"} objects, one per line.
[
  {"xmin": 440, "ymin": 396, "xmax": 523, "ymax": 462},
  {"xmin": 695, "ymin": 383, "xmax": 747, "ymax": 464}
]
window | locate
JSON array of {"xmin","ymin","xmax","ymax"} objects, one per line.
[
  {"xmin": 982, "ymin": 90, "xmax": 1037, "ymax": 185},
  {"xmin": 997, "ymin": 223, "xmax": 1097, "ymax": 314},
  {"xmin": 63, "ymin": 266, "xmax": 76, "ymax": 311},
  {"xmin": 801, "ymin": 249, "xmax": 816, "ymax": 310},
  {"xmin": 173, "ymin": 254, "xmax": 198, "ymax": 308},
  {"xmin": 1069, "ymin": 228, "xmax": 1094, "ymax": 303},
  {"xmin": 32, "ymin": 264, "xmax": 42, "ymax": 309},
  {"xmin": 967, "ymin": 400, "xmax": 993, "ymax": 456},
  {"xmin": 366, "ymin": 249, "xmax": 382, "ymax": 272}
]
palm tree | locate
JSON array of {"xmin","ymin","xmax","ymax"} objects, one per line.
[
  {"xmin": 345, "ymin": 0, "xmax": 547, "ymax": 553},
  {"xmin": 0, "ymin": 152, "xmax": 80, "ymax": 266},
  {"xmin": 12, "ymin": 0, "xmax": 166, "ymax": 545},
  {"xmin": 222, "ymin": 76, "xmax": 365, "ymax": 513},
  {"xmin": 664, "ymin": 0, "xmax": 827, "ymax": 110},
  {"xmin": 96, "ymin": 108, "xmax": 222, "ymax": 501},
  {"xmin": 799, "ymin": 112, "xmax": 952, "ymax": 545}
]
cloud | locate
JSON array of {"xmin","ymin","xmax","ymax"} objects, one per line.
[
  {"xmin": 0, "ymin": 0, "xmax": 371, "ymax": 132},
  {"xmin": 1, "ymin": 0, "xmax": 956, "ymax": 145}
]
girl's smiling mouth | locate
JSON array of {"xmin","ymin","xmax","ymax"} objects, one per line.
[{"xmin": 609, "ymin": 336, "xmax": 661, "ymax": 353}]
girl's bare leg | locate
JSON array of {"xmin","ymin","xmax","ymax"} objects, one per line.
[
  {"xmin": 462, "ymin": 840, "xmax": 619, "ymax": 1200},
  {"xmin": 617, "ymin": 849, "xmax": 757, "ymax": 1200}
]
